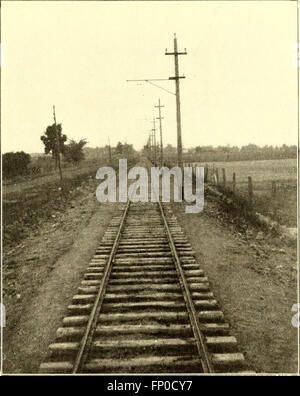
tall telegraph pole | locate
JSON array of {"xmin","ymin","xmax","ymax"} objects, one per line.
[
  {"xmin": 165, "ymin": 34, "xmax": 187, "ymax": 169},
  {"xmin": 155, "ymin": 99, "xmax": 164, "ymax": 166},
  {"xmin": 53, "ymin": 105, "xmax": 64, "ymax": 195},
  {"xmin": 108, "ymin": 137, "xmax": 112, "ymax": 163},
  {"xmin": 152, "ymin": 119, "xmax": 157, "ymax": 165},
  {"xmin": 148, "ymin": 133, "xmax": 153, "ymax": 161}
]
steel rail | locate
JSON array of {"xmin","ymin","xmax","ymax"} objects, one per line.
[
  {"xmin": 157, "ymin": 199, "xmax": 214, "ymax": 373},
  {"xmin": 72, "ymin": 200, "xmax": 131, "ymax": 373}
]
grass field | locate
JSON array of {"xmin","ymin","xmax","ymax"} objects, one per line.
[
  {"xmin": 190, "ymin": 159, "xmax": 297, "ymax": 227},
  {"xmin": 2, "ymin": 155, "xmax": 140, "ymax": 248},
  {"xmin": 2, "ymin": 158, "xmax": 114, "ymax": 248}
]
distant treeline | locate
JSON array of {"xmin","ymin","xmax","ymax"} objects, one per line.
[
  {"xmin": 164, "ymin": 144, "xmax": 297, "ymax": 162},
  {"xmin": 2, "ymin": 142, "xmax": 138, "ymax": 180},
  {"xmin": 84, "ymin": 142, "xmax": 137, "ymax": 160}
]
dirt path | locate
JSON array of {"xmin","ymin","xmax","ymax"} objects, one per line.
[
  {"xmin": 171, "ymin": 196, "xmax": 297, "ymax": 373},
  {"xmin": 3, "ymin": 183, "xmax": 118, "ymax": 373}
]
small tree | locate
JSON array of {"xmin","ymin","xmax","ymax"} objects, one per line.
[
  {"xmin": 63, "ymin": 139, "xmax": 87, "ymax": 165},
  {"xmin": 115, "ymin": 142, "xmax": 123, "ymax": 154},
  {"xmin": 122, "ymin": 143, "xmax": 134, "ymax": 157},
  {"xmin": 40, "ymin": 124, "xmax": 67, "ymax": 167}
]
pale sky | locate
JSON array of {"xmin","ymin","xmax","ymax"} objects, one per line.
[{"xmin": 1, "ymin": 1, "xmax": 298, "ymax": 153}]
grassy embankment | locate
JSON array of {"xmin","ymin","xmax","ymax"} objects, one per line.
[{"xmin": 189, "ymin": 158, "xmax": 297, "ymax": 228}]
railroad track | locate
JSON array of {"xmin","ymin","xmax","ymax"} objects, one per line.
[{"xmin": 39, "ymin": 199, "xmax": 251, "ymax": 374}]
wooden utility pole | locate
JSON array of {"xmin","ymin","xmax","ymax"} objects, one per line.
[
  {"xmin": 166, "ymin": 34, "xmax": 187, "ymax": 169},
  {"xmin": 233, "ymin": 172, "xmax": 236, "ymax": 193},
  {"xmin": 108, "ymin": 137, "xmax": 112, "ymax": 163},
  {"xmin": 149, "ymin": 131, "xmax": 153, "ymax": 161},
  {"xmin": 272, "ymin": 180, "xmax": 276, "ymax": 199},
  {"xmin": 248, "ymin": 176, "xmax": 253, "ymax": 209},
  {"xmin": 155, "ymin": 99, "xmax": 164, "ymax": 166},
  {"xmin": 222, "ymin": 168, "xmax": 226, "ymax": 188},
  {"xmin": 53, "ymin": 105, "xmax": 64, "ymax": 194},
  {"xmin": 152, "ymin": 119, "xmax": 157, "ymax": 165}
]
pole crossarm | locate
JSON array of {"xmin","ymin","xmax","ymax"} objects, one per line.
[
  {"xmin": 169, "ymin": 76, "xmax": 186, "ymax": 80},
  {"xmin": 165, "ymin": 51, "xmax": 187, "ymax": 56}
]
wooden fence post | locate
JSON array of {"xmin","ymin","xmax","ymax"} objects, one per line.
[
  {"xmin": 248, "ymin": 176, "xmax": 253, "ymax": 209},
  {"xmin": 215, "ymin": 169, "xmax": 219, "ymax": 185},
  {"xmin": 272, "ymin": 180, "xmax": 276, "ymax": 199},
  {"xmin": 233, "ymin": 172, "xmax": 236, "ymax": 193},
  {"xmin": 204, "ymin": 166, "xmax": 208, "ymax": 183},
  {"xmin": 222, "ymin": 168, "xmax": 226, "ymax": 188}
]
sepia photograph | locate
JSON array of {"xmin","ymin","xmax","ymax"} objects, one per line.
[{"xmin": 1, "ymin": 0, "xmax": 299, "ymax": 378}]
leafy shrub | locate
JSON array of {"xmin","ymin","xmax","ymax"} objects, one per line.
[{"xmin": 3, "ymin": 151, "xmax": 31, "ymax": 179}]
